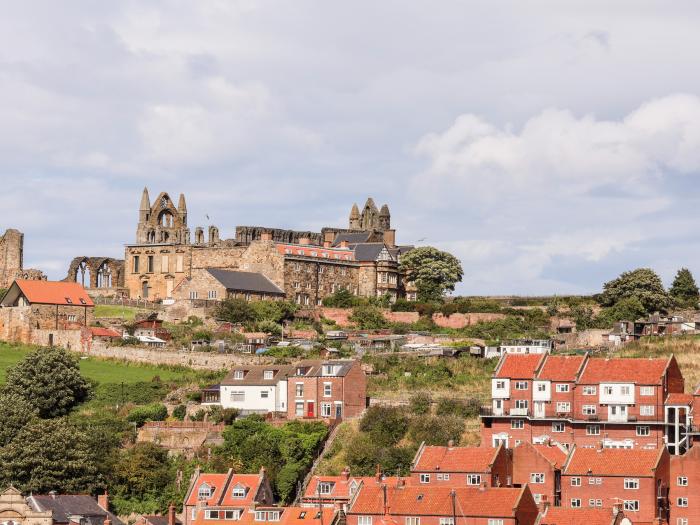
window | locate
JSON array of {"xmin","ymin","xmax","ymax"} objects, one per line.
[
  {"xmin": 176, "ymin": 255, "xmax": 184, "ymax": 272},
  {"xmin": 267, "ymin": 512, "xmax": 280, "ymax": 522},
  {"xmin": 133, "ymin": 256, "xmax": 140, "ymax": 273},
  {"xmin": 636, "ymin": 425, "xmax": 650, "ymax": 436},
  {"xmin": 678, "ymin": 476, "xmax": 688, "ymax": 486},
  {"xmin": 588, "ymin": 477, "xmax": 602, "ymax": 485},
  {"xmin": 552, "ymin": 422, "xmax": 565, "ymax": 433},
  {"xmin": 514, "ymin": 381, "xmax": 528, "ymax": 390},
  {"xmin": 537, "ymin": 383, "xmax": 546, "ymax": 392},
  {"xmin": 230, "ymin": 391, "xmax": 244, "ymax": 402},
  {"xmin": 224, "ymin": 511, "xmax": 241, "ymax": 520},
  {"xmin": 487, "ymin": 521, "xmax": 504, "ymax": 525},
  {"xmin": 439, "ymin": 519, "xmax": 454, "ymax": 525},
  {"xmin": 67, "ymin": 314, "xmax": 77, "ymax": 322},
  {"xmin": 321, "ymin": 403, "xmax": 332, "ymax": 417},
  {"xmin": 604, "ymin": 386, "xmax": 613, "ymax": 395},
  {"xmin": 511, "ymin": 419, "xmax": 524, "ymax": 429},
  {"xmin": 324, "ymin": 383, "xmax": 332, "ymax": 397},
  {"xmin": 264, "ymin": 370, "xmax": 274, "ymax": 380},
  {"xmin": 677, "ymin": 498, "xmax": 688, "ymax": 507},
  {"xmin": 189, "ymin": 291, "xmax": 198, "ymax": 300},
  {"xmin": 295, "ymin": 402, "xmax": 304, "ymax": 417},
  {"xmin": 232, "ymin": 485, "xmax": 246, "ymax": 498},
  {"xmin": 495, "ymin": 380, "xmax": 506, "ymax": 389},
  {"xmin": 260, "ymin": 391, "xmax": 269, "ymax": 399},
  {"xmin": 588, "ymin": 499, "xmax": 602, "ymax": 507},
  {"xmin": 255, "ymin": 512, "xmax": 267, "ymax": 521},
  {"xmin": 65, "ymin": 297, "xmax": 73, "ymax": 304},
  {"xmin": 161, "ymin": 255, "xmax": 169, "ymax": 272},
  {"xmin": 515, "ymin": 399, "xmax": 529, "ymax": 409},
  {"xmin": 436, "ymin": 473, "xmax": 450, "ymax": 481},
  {"xmin": 571, "ymin": 499, "xmax": 581, "ymax": 508},
  {"xmin": 530, "ymin": 473, "xmax": 545, "ymax": 484},
  {"xmin": 205, "ymin": 511, "xmax": 220, "ymax": 520},
  {"xmin": 640, "ymin": 405, "xmax": 655, "ymax": 416},
  {"xmin": 234, "ymin": 370, "xmax": 245, "ymax": 379},
  {"xmin": 621, "ymin": 386, "xmax": 631, "ymax": 395},
  {"xmin": 624, "ymin": 478, "xmax": 639, "ymax": 490},
  {"xmin": 318, "ymin": 482, "xmax": 334, "ymax": 494},
  {"xmin": 570, "ymin": 477, "xmax": 581, "ymax": 486},
  {"xmin": 583, "ymin": 386, "xmax": 596, "ymax": 395},
  {"xmin": 583, "ymin": 405, "xmax": 596, "ymax": 415},
  {"xmin": 420, "ymin": 473, "xmax": 430, "ymax": 483},
  {"xmin": 623, "ymin": 501, "xmax": 639, "ymax": 512},
  {"xmin": 358, "ymin": 517, "xmax": 372, "ymax": 525},
  {"xmin": 640, "ymin": 386, "xmax": 654, "ymax": 396},
  {"xmin": 586, "ymin": 425, "xmax": 600, "ymax": 435},
  {"xmin": 296, "ymin": 384, "xmax": 304, "ymax": 397},
  {"xmin": 198, "ymin": 484, "xmax": 213, "ymax": 500},
  {"xmin": 678, "ymin": 519, "xmax": 688, "ymax": 525},
  {"xmin": 208, "ymin": 290, "xmax": 217, "ymax": 299},
  {"xmin": 405, "ymin": 518, "xmax": 419, "ymax": 525},
  {"xmin": 467, "ymin": 474, "xmax": 481, "ymax": 485},
  {"xmin": 556, "ymin": 384, "xmax": 570, "ymax": 392},
  {"xmin": 556, "ymin": 402, "xmax": 571, "ymax": 412},
  {"xmin": 147, "ymin": 255, "xmax": 154, "ymax": 273}
]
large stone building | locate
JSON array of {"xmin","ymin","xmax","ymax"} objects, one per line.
[
  {"xmin": 0, "ymin": 229, "xmax": 45, "ymax": 289},
  {"xmin": 124, "ymin": 188, "xmax": 414, "ymax": 303}
]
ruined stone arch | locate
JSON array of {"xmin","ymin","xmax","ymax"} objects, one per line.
[{"xmin": 64, "ymin": 256, "xmax": 125, "ymax": 289}]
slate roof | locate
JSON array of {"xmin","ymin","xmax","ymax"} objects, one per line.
[
  {"xmin": 288, "ymin": 360, "xmax": 356, "ymax": 377},
  {"xmin": 28, "ymin": 495, "xmax": 123, "ymax": 525},
  {"xmin": 206, "ymin": 269, "xmax": 285, "ymax": 296},
  {"xmin": 1, "ymin": 280, "xmax": 94, "ymax": 307},
  {"xmin": 352, "ymin": 243, "xmax": 394, "ymax": 262},
  {"xmin": 332, "ymin": 232, "xmax": 373, "ymax": 246},
  {"xmin": 221, "ymin": 365, "xmax": 294, "ymax": 386}
]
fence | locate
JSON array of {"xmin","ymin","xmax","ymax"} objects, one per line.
[{"xmin": 93, "ymin": 296, "xmax": 164, "ymax": 310}]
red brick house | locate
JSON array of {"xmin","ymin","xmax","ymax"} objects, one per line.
[
  {"xmin": 410, "ymin": 443, "xmax": 512, "ymax": 487},
  {"xmin": 535, "ymin": 506, "xmax": 630, "ymax": 524},
  {"xmin": 286, "ymin": 360, "xmax": 366, "ymax": 420},
  {"xmin": 560, "ymin": 447, "xmax": 669, "ymax": 524},
  {"xmin": 346, "ymin": 482, "xmax": 539, "ymax": 525},
  {"xmin": 669, "ymin": 445, "xmax": 700, "ymax": 525},
  {"xmin": 512, "ymin": 442, "xmax": 569, "ymax": 507}
]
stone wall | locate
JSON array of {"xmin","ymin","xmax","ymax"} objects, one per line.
[
  {"xmin": 432, "ymin": 312, "xmax": 507, "ymax": 329},
  {"xmin": 385, "ymin": 311, "xmax": 420, "ymax": 324},
  {"xmin": 284, "ymin": 259, "xmax": 358, "ymax": 306},
  {"xmin": 0, "ymin": 304, "xmax": 93, "ymax": 351},
  {"xmin": 30, "ymin": 327, "xmax": 91, "ymax": 352},
  {"xmin": 238, "ymin": 241, "xmax": 285, "ymax": 288},
  {"xmin": 0, "ymin": 229, "xmax": 45, "ymax": 289},
  {"xmin": 124, "ymin": 245, "xmax": 192, "ymax": 299}
]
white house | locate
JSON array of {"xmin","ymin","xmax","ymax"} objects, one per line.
[{"xmin": 217, "ymin": 365, "xmax": 293, "ymax": 414}]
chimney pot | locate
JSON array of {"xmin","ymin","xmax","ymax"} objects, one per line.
[
  {"xmin": 168, "ymin": 504, "xmax": 176, "ymax": 525},
  {"xmin": 97, "ymin": 492, "xmax": 109, "ymax": 511}
]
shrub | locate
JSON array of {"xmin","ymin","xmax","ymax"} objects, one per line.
[
  {"xmin": 350, "ymin": 304, "xmax": 387, "ymax": 329},
  {"xmin": 126, "ymin": 404, "xmax": 168, "ymax": 427},
  {"xmin": 390, "ymin": 299, "xmax": 416, "ymax": 312},
  {"xmin": 172, "ymin": 405, "xmax": 186, "ymax": 421},
  {"xmin": 435, "ymin": 398, "xmax": 479, "ymax": 419},
  {"xmin": 409, "ymin": 392, "xmax": 432, "ymax": 415},
  {"xmin": 358, "ymin": 406, "xmax": 409, "ymax": 446},
  {"xmin": 407, "ymin": 415, "xmax": 464, "ymax": 446}
]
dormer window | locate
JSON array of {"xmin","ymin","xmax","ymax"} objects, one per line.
[
  {"xmin": 65, "ymin": 297, "xmax": 73, "ymax": 304},
  {"xmin": 234, "ymin": 370, "xmax": 245, "ymax": 380},
  {"xmin": 232, "ymin": 484, "xmax": 247, "ymax": 498},
  {"xmin": 79, "ymin": 298, "xmax": 87, "ymax": 305},
  {"xmin": 318, "ymin": 482, "xmax": 334, "ymax": 495},
  {"xmin": 198, "ymin": 483, "xmax": 213, "ymax": 500},
  {"xmin": 264, "ymin": 370, "xmax": 275, "ymax": 380}
]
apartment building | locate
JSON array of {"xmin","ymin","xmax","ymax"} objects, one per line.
[
  {"xmin": 409, "ymin": 443, "xmax": 512, "ymax": 487},
  {"xmin": 481, "ymin": 353, "xmax": 685, "ymax": 453},
  {"xmin": 535, "ymin": 506, "xmax": 630, "ymax": 525},
  {"xmin": 560, "ymin": 447, "xmax": 669, "ymax": 524},
  {"xmin": 669, "ymin": 445, "xmax": 700, "ymax": 525}
]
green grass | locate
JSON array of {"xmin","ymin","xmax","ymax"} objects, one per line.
[{"xmin": 94, "ymin": 304, "xmax": 148, "ymax": 320}]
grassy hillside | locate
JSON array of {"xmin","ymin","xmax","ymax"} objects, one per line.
[{"xmin": 94, "ymin": 304, "xmax": 150, "ymax": 320}]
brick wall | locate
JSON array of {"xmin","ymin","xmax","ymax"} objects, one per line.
[
  {"xmin": 512, "ymin": 443, "xmax": 559, "ymax": 506},
  {"xmin": 670, "ymin": 447, "xmax": 700, "ymax": 524},
  {"xmin": 432, "ymin": 312, "xmax": 507, "ymax": 329}
]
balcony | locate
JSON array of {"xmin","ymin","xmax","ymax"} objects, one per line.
[{"xmin": 509, "ymin": 407, "xmax": 530, "ymax": 416}]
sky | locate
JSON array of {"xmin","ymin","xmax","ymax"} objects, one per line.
[{"xmin": 2, "ymin": 1, "xmax": 700, "ymax": 295}]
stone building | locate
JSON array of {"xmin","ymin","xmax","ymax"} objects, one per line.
[
  {"xmin": 64, "ymin": 256, "xmax": 125, "ymax": 296},
  {"xmin": 124, "ymin": 189, "xmax": 414, "ymax": 303},
  {"xmin": 0, "ymin": 229, "xmax": 46, "ymax": 290}
]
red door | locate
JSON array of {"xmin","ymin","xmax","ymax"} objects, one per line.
[{"xmin": 307, "ymin": 402, "xmax": 315, "ymax": 418}]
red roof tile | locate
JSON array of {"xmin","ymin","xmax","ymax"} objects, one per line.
[
  {"xmin": 666, "ymin": 392, "xmax": 693, "ymax": 406},
  {"xmin": 536, "ymin": 355, "xmax": 586, "ymax": 381},
  {"xmin": 303, "ymin": 476, "xmax": 415, "ymax": 501},
  {"xmin": 539, "ymin": 507, "xmax": 620, "ymax": 525},
  {"xmin": 578, "ymin": 357, "xmax": 670, "ymax": 385},
  {"xmin": 13, "ymin": 280, "xmax": 94, "ymax": 306},
  {"xmin": 563, "ymin": 447, "xmax": 662, "ymax": 477},
  {"xmin": 495, "ymin": 353, "xmax": 545, "ymax": 379},
  {"xmin": 348, "ymin": 484, "xmax": 526, "ymax": 518},
  {"xmin": 90, "ymin": 327, "xmax": 122, "ymax": 338},
  {"xmin": 412, "ymin": 446, "xmax": 497, "ymax": 473},
  {"xmin": 529, "ymin": 443, "xmax": 568, "ymax": 468},
  {"xmin": 186, "ymin": 472, "xmax": 262, "ymax": 507}
]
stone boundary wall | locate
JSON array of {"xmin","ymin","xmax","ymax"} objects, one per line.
[
  {"xmin": 86, "ymin": 342, "xmax": 275, "ymax": 371},
  {"xmin": 431, "ymin": 312, "xmax": 507, "ymax": 329}
]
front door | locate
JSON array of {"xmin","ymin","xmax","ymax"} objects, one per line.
[
  {"xmin": 142, "ymin": 281, "xmax": 149, "ymax": 298},
  {"xmin": 335, "ymin": 404, "xmax": 342, "ymax": 419},
  {"xmin": 534, "ymin": 402, "xmax": 545, "ymax": 418},
  {"xmin": 307, "ymin": 401, "xmax": 315, "ymax": 418}
]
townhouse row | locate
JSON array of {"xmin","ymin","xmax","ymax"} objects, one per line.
[
  {"xmin": 201, "ymin": 359, "xmax": 367, "ymax": 420},
  {"xmin": 480, "ymin": 353, "xmax": 695, "ymax": 454}
]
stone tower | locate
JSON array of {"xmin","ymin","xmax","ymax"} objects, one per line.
[
  {"xmin": 349, "ymin": 203, "xmax": 360, "ymax": 229},
  {"xmin": 135, "ymin": 188, "xmax": 191, "ymax": 245},
  {"xmin": 360, "ymin": 198, "xmax": 379, "ymax": 230},
  {"xmin": 378, "ymin": 204, "xmax": 391, "ymax": 231}
]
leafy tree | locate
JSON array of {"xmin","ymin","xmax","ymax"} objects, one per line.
[
  {"xmin": 350, "ymin": 304, "xmax": 387, "ymax": 329},
  {"xmin": 322, "ymin": 288, "xmax": 358, "ymax": 308},
  {"xmin": 126, "ymin": 403, "xmax": 168, "ymax": 427},
  {"xmin": 344, "ymin": 434, "xmax": 414, "ymax": 477},
  {"xmin": 172, "ymin": 405, "xmax": 187, "ymax": 421},
  {"xmin": 0, "ymin": 418, "xmax": 101, "ymax": 493},
  {"xmin": 407, "ymin": 415, "xmax": 464, "ymax": 446},
  {"xmin": 215, "ymin": 298, "xmax": 256, "ymax": 324},
  {"xmin": 435, "ymin": 398, "xmax": 479, "ymax": 419},
  {"xmin": 399, "ymin": 247, "xmax": 463, "ymax": 302},
  {"xmin": 251, "ymin": 301, "xmax": 299, "ymax": 323},
  {"xmin": 596, "ymin": 297, "xmax": 648, "ymax": 327},
  {"xmin": 3, "ymin": 347, "xmax": 91, "ymax": 418},
  {"xmin": 600, "ymin": 268, "xmax": 671, "ymax": 314},
  {"xmin": 0, "ymin": 393, "xmax": 38, "ymax": 446},
  {"xmin": 569, "ymin": 304, "xmax": 595, "ymax": 330},
  {"xmin": 670, "ymin": 268, "xmax": 699, "ymax": 305},
  {"xmin": 358, "ymin": 406, "xmax": 409, "ymax": 446}
]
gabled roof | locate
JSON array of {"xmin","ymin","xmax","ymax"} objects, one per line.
[
  {"xmin": 412, "ymin": 445, "xmax": 499, "ymax": 473},
  {"xmin": 185, "ymin": 471, "xmax": 264, "ymax": 507},
  {"xmin": 304, "ymin": 475, "xmax": 416, "ymax": 502},
  {"xmin": 352, "ymin": 243, "xmax": 394, "ymax": 262},
  {"xmin": 221, "ymin": 365, "xmax": 294, "ymax": 386},
  {"xmin": 289, "ymin": 360, "xmax": 357, "ymax": 377},
  {"xmin": 529, "ymin": 443, "xmax": 569, "ymax": 469},
  {"xmin": 90, "ymin": 327, "xmax": 122, "ymax": 338},
  {"xmin": 206, "ymin": 269, "xmax": 285, "ymax": 296},
  {"xmin": 495, "ymin": 353, "xmax": 546, "ymax": 379},
  {"xmin": 141, "ymin": 516, "xmax": 182, "ymax": 525},
  {"xmin": 577, "ymin": 356, "xmax": 671, "ymax": 384},
  {"xmin": 666, "ymin": 392, "xmax": 693, "ymax": 406},
  {"xmin": 28, "ymin": 495, "xmax": 123, "ymax": 525},
  {"xmin": 563, "ymin": 447, "xmax": 663, "ymax": 477},
  {"xmin": 536, "ymin": 355, "xmax": 587, "ymax": 382},
  {"xmin": 538, "ymin": 507, "xmax": 621, "ymax": 525},
  {"xmin": 1, "ymin": 280, "xmax": 94, "ymax": 307},
  {"xmin": 348, "ymin": 485, "xmax": 527, "ymax": 518}
]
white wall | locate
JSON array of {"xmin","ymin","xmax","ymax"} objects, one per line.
[{"xmin": 220, "ymin": 381, "xmax": 288, "ymax": 413}]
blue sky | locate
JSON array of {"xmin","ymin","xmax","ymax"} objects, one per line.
[{"xmin": 2, "ymin": 1, "xmax": 700, "ymax": 295}]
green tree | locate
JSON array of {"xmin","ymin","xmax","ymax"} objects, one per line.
[
  {"xmin": 358, "ymin": 406, "xmax": 409, "ymax": 446},
  {"xmin": 0, "ymin": 418, "xmax": 101, "ymax": 493},
  {"xmin": 399, "ymin": 247, "xmax": 463, "ymax": 302},
  {"xmin": 322, "ymin": 289, "xmax": 358, "ymax": 308},
  {"xmin": 350, "ymin": 304, "xmax": 387, "ymax": 329},
  {"xmin": 126, "ymin": 403, "xmax": 168, "ymax": 427},
  {"xmin": 250, "ymin": 301, "xmax": 299, "ymax": 323},
  {"xmin": 0, "ymin": 393, "xmax": 38, "ymax": 446},
  {"xmin": 409, "ymin": 392, "xmax": 432, "ymax": 415},
  {"xmin": 3, "ymin": 347, "xmax": 91, "ymax": 418},
  {"xmin": 407, "ymin": 415, "xmax": 464, "ymax": 446},
  {"xmin": 596, "ymin": 297, "xmax": 648, "ymax": 328},
  {"xmin": 215, "ymin": 298, "xmax": 256, "ymax": 324},
  {"xmin": 669, "ymin": 268, "xmax": 699, "ymax": 306},
  {"xmin": 600, "ymin": 268, "xmax": 670, "ymax": 314}
]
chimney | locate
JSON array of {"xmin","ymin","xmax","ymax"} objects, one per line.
[
  {"xmin": 612, "ymin": 503, "xmax": 621, "ymax": 516},
  {"xmin": 168, "ymin": 504, "xmax": 176, "ymax": 525},
  {"xmin": 340, "ymin": 240, "xmax": 349, "ymax": 249},
  {"xmin": 49, "ymin": 491, "xmax": 57, "ymax": 500},
  {"xmin": 97, "ymin": 492, "xmax": 109, "ymax": 511},
  {"xmin": 323, "ymin": 241, "xmax": 331, "ymax": 248},
  {"xmin": 375, "ymin": 464, "xmax": 382, "ymax": 482},
  {"xmin": 447, "ymin": 439, "xmax": 454, "ymax": 449},
  {"xmin": 341, "ymin": 467, "xmax": 351, "ymax": 481},
  {"xmin": 299, "ymin": 237, "xmax": 311, "ymax": 245},
  {"xmin": 260, "ymin": 232, "xmax": 272, "ymax": 241},
  {"xmin": 104, "ymin": 518, "xmax": 111, "ymax": 525}
]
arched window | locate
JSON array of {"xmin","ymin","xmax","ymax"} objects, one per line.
[
  {"xmin": 76, "ymin": 260, "xmax": 91, "ymax": 287},
  {"xmin": 97, "ymin": 262, "xmax": 112, "ymax": 288},
  {"xmin": 159, "ymin": 210, "xmax": 174, "ymax": 228}
]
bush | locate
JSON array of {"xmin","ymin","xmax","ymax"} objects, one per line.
[
  {"xmin": 390, "ymin": 299, "xmax": 417, "ymax": 312},
  {"xmin": 322, "ymin": 289, "xmax": 358, "ymax": 308},
  {"xmin": 126, "ymin": 404, "xmax": 168, "ymax": 427},
  {"xmin": 172, "ymin": 405, "xmax": 186, "ymax": 421},
  {"xmin": 208, "ymin": 406, "xmax": 239, "ymax": 425},
  {"xmin": 407, "ymin": 415, "xmax": 464, "ymax": 446},
  {"xmin": 409, "ymin": 393, "xmax": 432, "ymax": 415},
  {"xmin": 435, "ymin": 397, "xmax": 479, "ymax": 419},
  {"xmin": 358, "ymin": 406, "xmax": 409, "ymax": 446},
  {"xmin": 189, "ymin": 409, "xmax": 207, "ymax": 422},
  {"xmin": 350, "ymin": 304, "xmax": 387, "ymax": 329}
]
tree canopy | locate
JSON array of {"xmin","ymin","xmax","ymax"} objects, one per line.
[
  {"xmin": 599, "ymin": 268, "xmax": 670, "ymax": 314},
  {"xmin": 399, "ymin": 247, "xmax": 463, "ymax": 302},
  {"xmin": 3, "ymin": 347, "xmax": 91, "ymax": 418},
  {"xmin": 669, "ymin": 268, "xmax": 699, "ymax": 305}
]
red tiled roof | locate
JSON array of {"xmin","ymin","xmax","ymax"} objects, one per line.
[
  {"xmin": 563, "ymin": 447, "xmax": 662, "ymax": 477},
  {"xmin": 536, "ymin": 355, "xmax": 586, "ymax": 381},
  {"xmin": 348, "ymin": 485, "xmax": 525, "ymax": 518},
  {"xmin": 539, "ymin": 507, "xmax": 620, "ymax": 525},
  {"xmin": 280, "ymin": 507, "xmax": 335, "ymax": 525},
  {"xmin": 186, "ymin": 473, "xmax": 230, "ymax": 506},
  {"xmin": 578, "ymin": 357, "xmax": 670, "ymax": 385},
  {"xmin": 90, "ymin": 327, "xmax": 121, "ymax": 338},
  {"xmin": 303, "ymin": 476, "xmax": 415, "ymax": 501},
  {"xmin": 186, "ymin": 472, "xmax": 262, "ymax": 507},
  {"xmin": 495, "ymin": 353, "xmax": 545, "ymax": 379},
  {"xmin": 13, "ymin": 280, "xmax": 94, "ymax": 306},
  {"xmin": 666, "ymin": 393, "xmax": 693, "ymax": 406},
  {"xmin": 530, "ymin": 444, "xmax": 568, "ymax": 468},
  {"xmin": 412, "ymin": 446, "xmax": 497, "ymax": 473}
]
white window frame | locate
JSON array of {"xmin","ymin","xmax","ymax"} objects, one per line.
[
  {"xmin": 530, "ymin": 473, "xmax": 545, "ymax": 484},
  {"xmin": 511, "ymin": 419, "xmax": 524, "ymax": 429},
  {"xmin": 323, "ymin": 383, "xmax": 332, "ymax": 397},
  {"xmin": 623, "ymin": 500, "xmax": 639, "ymax": 512},
  {"xmin": 263, "ymin": 370, "xmax": 274, "ymax": 380},
  {"xmin": 405, "ymin": 518, "xmax": 420, "ymax": 525},
  {"xmin": 678, "ymin": 476, "xmax": 688, "ymax": 486},
  {"xmin": 467, "ymin": 474, "xmax": 482, "ymax": 485},
  {"xmin": 583, "ymin": 385, "xmax": 596, "ymax": 395},
  {"xmin": 514, "ymin": 381, "xmax": 528, "ymax": 390},
  {"xmin": 640, "ymin": 405, "xmax": 655, "ymax": 416},
  {"xmin": 586, "ymin": 425, "xmax": 600, "ymax": 436},
  {"xmin": 358, "ymin": 518, "xmax": 372, "ymax": 525},
  {"xmin": 624, "ymin": 478, "xmax": 639, "ymax": 490},
  {"xmin": 677, "ymin": 497, "xmax": 688, "ymax": 507},
  {"xmin": 636, "ymin": 425, "xmax": 651, "ymax": 436},
  {"xmin": 420, "ymin": 473, "xmax": 430, "ymax": 484},
  {"xmin": 555, "ymin": 383, "xmax": 570, "ymax": 392},
  {"xmin": 552, "ymin": 422, "xmax": 565, "ymax": 433},
  {"xmin": 582, "ymin": 405, "xmax": 596, "ymax": 415},
  {"xmin": 570, "ymin": 477, "xmax": 581, "ymax": 486},
  {"xmin": 556, "ymin": 402, "xmax": 571, "ymax": 412},
  {"xmin": 640, "ymin": 386, "xmax": 654, "ymax": 396},
  {"xmin": 571, "ymin": 499, "xmax": 581, "ymax": 508}
]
